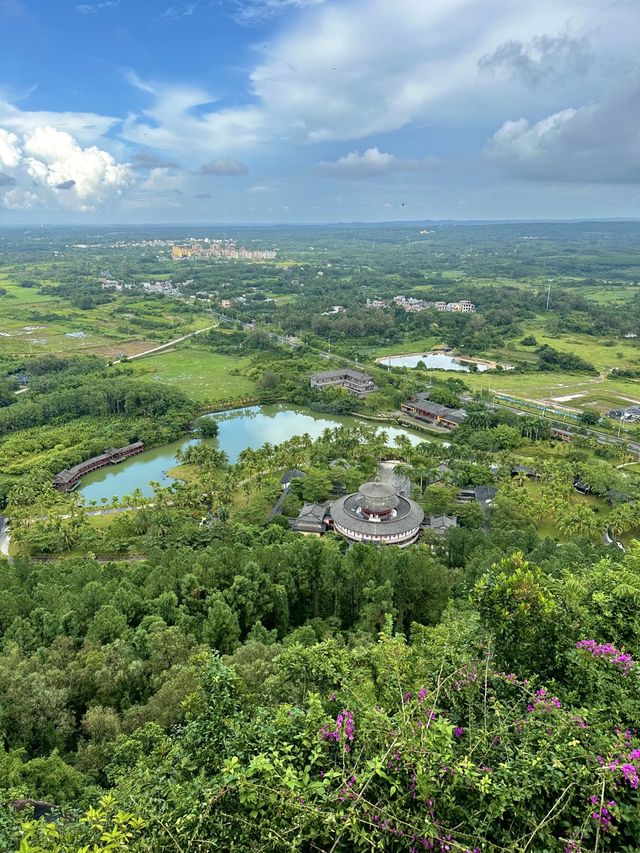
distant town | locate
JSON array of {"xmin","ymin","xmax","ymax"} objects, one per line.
[{"xmin": 172, "ymin": 239, "xmax": 277, "ymax": 261}]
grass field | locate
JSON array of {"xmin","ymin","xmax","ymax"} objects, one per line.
[
  {"xmin": 577, "ymin": 285, "xmax": 640, "ymax": 304},
  {"xmin": 499, "ymin": 324, "xmax": 640, "ymax": 372},
  {"xmin": 130, "ymin": 346, "xmax": 257, "ymax": 402},
  {"xmin": 0, "ymin": 278, "xmax": 59, "ymax": 304},
  {"xmin": 0, "ymin": 279, "xmax": 215, "ymax": 359}
]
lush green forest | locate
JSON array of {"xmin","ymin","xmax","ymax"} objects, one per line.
[{"xmin": 1, "ymin": 222, "xmax": 640, "ymax": 850}]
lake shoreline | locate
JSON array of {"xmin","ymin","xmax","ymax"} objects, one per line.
[
  {"xmin": 375, "ymin": 351, "xmax": 512, "ymax": 371},
  {"xmin": 76, "ymin": 404, "xmax": 429, "ymax": 503}
]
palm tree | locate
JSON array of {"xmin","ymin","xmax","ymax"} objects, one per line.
[
  {"xmin": 607, "ymin": 503, "xmax": 636, "ymax": 539},
  {"xmin": 465, "ymin": 407, "xmax": 491, "ymax": 430},
  {"xmin": 557, "ymin": 505, "xmax": 601, "ymax": 541}
]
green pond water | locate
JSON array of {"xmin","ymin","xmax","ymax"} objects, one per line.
[{"xmin": 79, "ymin": 404, "xmax": 430, "ymax": 503}]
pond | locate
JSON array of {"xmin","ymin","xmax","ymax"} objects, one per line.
[
  {"xmin": 377, "ymin": 352, "xmax": 502, "ymax": 371},
  {"xmin": 78, "ymin": 404, "xmax": 428, "ymax": 504}
]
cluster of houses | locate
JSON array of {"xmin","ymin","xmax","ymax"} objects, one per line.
[
  {"xmin": 365, "ymin": 296, "xmax": 476, "ymax": 313},
  {"xmin": 220, "ymin": 295, "xmax": 275, "ymax": 309},
  {"xmin": 100, "ymin": 277, "xmax": 193, "ymax": 299},
  {"xmin": 393, "ymin": 296, "xmax": 476, "ymax": 314},
  {"xmin": 141, "ymin": 281, "xmax": 184, "ymax": 298}
]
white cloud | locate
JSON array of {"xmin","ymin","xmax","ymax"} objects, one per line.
[
  {"xmin": 115, "ymin": 0, "xmax": 637, "ymax": 175},
  {"xmin": 317, "ymin": 147, "xmax": 429, "ymax": 179},
  {"xmin": 0, "ymin": 125, "xmax": 132, "ymax": 211},
  {"xmin": 23, "ymin": 126, "xmax": 132, "ymax": 202},
  {"xmin": 229, "ymin": 0, "xmax": 325, "ymax": 25},
  {"xmin": 479, "ymin": 35, "xmax": 592, "ymax": 87},
  {"xmin": 247, "ymin": 0, "xmax": 604, "ymax": 143},
  {"xmin": 0, "ymin": 128, "xmax": 21, "ymax": 167},
  {"xmin": 0, "ymin": 99, "xmax": 119, "ymax": 145},
  {"xmin": 486, "ymin": 78, "xmax": 640, "ymax": 183},
  {"xmin": 2, "ymin": 187, "xmax": 38, "ymax": 209},
  {"xmin": 122, "ymin": 76, "xmax": 266, "ymax": 154},
  {"xmin": 131, "ymin": 150, "xmax": 181, "ymax": 170},
  {"xmin": 76, "ymin": 0, "xmax": 119, "ymax": 13},
  {"xmin": 200, "ymin": 157, "xmax": 248, "ymax": 175},
  {"xmin": 157, "ymin": 2, "xmax": 200, "ymax": 22}
]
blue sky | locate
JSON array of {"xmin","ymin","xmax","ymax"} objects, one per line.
[{"xmin": 0, "ymin": 0, "xmax": 638, "ymax": 223}]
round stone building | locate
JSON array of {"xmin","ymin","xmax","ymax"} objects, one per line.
[{"xmin": 330, "ymin": 479, "xmax": 424, "ymax": 547}]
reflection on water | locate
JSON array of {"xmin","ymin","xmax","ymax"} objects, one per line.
[
  {"xmin": 79, "ymin": 405, "xmax": 427, "ymax": 503},
  {"xmin": 379, "ymin": 352, "xmax": 491, "ymax": 371}
]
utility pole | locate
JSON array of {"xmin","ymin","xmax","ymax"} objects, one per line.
[{"xmin": 546, "ymin": 279, "xmax": 552, "ymax": 310}]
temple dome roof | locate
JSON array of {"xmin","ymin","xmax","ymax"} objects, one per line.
[{"xmin": 356, "ymin": 480, "xmax": 399, "ymax": 512}]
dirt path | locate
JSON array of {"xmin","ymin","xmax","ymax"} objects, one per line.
[{"xmin": 112, "ymin": 325, "xmax": 216, "ymax": 363}]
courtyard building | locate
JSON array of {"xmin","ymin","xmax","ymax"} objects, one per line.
[{"xmin": 330, "ymin": 479, "xmax": 424, "ymax": 547}]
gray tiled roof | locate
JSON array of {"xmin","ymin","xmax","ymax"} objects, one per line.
[
  {"xmin": 330, "ymin": 493, "xmax": 424, "ymax": 536},
  {"xmin": 311, "ymin": 368, "xmax": 372, "ymax": 382}
]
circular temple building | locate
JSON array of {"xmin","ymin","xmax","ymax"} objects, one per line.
[{"xmin": 330, "ymin": 479, "xmax": 424, "ymax": 547}]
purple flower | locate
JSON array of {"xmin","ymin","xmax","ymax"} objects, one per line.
[
  {"xmin": 453, "ymin": 727, "xmax": 465, "ymax": 738},
  {"xmin": 527, "ymin": 687, "xmax": 562, "ymax": 713},
  {"xmin": 320, "ymin": 709, "xmax": 356, "ymax": 752},
  {"xmin": 619, "ymin": 763, "xmax": 639, "ymax": 789},
  {"xmin": 576, "ymin": 639, "xmax": 634, "ymax": 673}
]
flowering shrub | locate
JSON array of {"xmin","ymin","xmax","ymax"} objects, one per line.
[
  {"xmin": 526, "ymin": 686, "xmax": 562, "ymax": 713},
  {"xmin": 576, "ymin": 639, "xmax": 634, "ymax": 673},
  {"xmin": 320, "ymin": 708, "xmax": 356, "ymax": 752},
  {"xmin": 15, "ymin": 630, "xmax": 640, "ymax": 851}
]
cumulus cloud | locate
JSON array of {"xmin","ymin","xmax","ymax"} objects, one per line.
[
  {"xmin": 479, "ymin": 35, "xmax": 592, "ymax": 86},
  {"xmin": 131, "ymin": 150, "xmax": 181, "ymax": 170},
  {"xmin": 0, "ymin": 128, "xmax": 21, "ymax": 168},
  {"xmin": 247, "ymin": 0, "xmax": 603, "ymax": 143},
  {"xmin": 0, "ymin": 125, "xmax": 132, "ymax": 210},
  {"xmin": 486, "ymin": 79, "xmax": 640, "ymax": 183},
  {"xmin": 2, "ymin": 187, "xmax": 38, "ymax": 209},
  {"xmin": 120, "ymin": 0, "xmax": 635, "ymax": 161},
  {"xmin": 200, "ymin": 157, "xmax": 248, "ymax": 175},
  {"xmin": 317, "ymin": 147, "xmax": 428, "ymax": 179}
]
